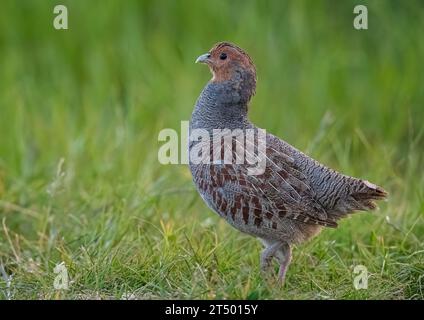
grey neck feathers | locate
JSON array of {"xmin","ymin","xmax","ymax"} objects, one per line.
[{"xmin": 191, "ymin": 71, "xmax": 256, "ymax": 131}]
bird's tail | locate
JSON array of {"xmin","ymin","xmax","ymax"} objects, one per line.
[
  {"xmin": 329, "ymin": 179, "xmax": 388, "ymax": 218},
  {"xmin": 349, "ymin": 180, "xmax": 388, "ymax": 211}
]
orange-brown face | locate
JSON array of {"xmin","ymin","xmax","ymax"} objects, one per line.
[{"xmin": 196, "ymin": 42, "xmax": 256, "ymax": 83}]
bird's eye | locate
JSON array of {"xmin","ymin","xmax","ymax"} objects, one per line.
[{"xmin": 219, "ymin": 53, "xmax": 227, "ymax": 60}]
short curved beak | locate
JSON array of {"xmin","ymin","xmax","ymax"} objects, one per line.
[{"xmin": 195, "ymin": 53, "xmax": 211, "ymax": 64}]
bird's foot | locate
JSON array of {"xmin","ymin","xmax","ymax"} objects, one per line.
[
  {"xmin": 260, "ymin": 242, "xmax": 281, "ymax": 273},
  {"xmin": 260, "ymin": 241, "xmax": 292, "ymax": 286},
  {"xmin": 276, "ymin": 243, "xmax": 291, "ymax": 286},
  {"xmin": 277, "ymin": 263, "xmax": 288, "ymax": 286}
]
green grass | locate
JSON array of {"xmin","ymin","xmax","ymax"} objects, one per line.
[{"xmin": 0, "ymin": 0, "xmax": 423, "ymax": 299}]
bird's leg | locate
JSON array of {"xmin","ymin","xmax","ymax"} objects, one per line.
[
  {"xmin": 275, "ymin": 242, "xmax": 292, "ymax": 285},
  {"xmin": 260, "ymin": 242, "xmax": 281, "ymax": 275}
]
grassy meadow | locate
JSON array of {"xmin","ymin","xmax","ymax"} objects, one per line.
[{"xmin": 0, "ymin": 0, "xmax": 423, "ymax": 299}]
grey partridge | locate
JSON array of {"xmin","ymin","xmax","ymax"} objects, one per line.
[{"xmin": 188, "ymin": 42, "xmax": 387, "ymax": 283}]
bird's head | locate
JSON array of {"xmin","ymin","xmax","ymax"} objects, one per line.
[{"xmin": 196, "ymin": 42, "xmax": 256, "ymax": 101}]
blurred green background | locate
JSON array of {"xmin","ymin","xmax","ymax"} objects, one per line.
[{"xmin": 0, "ymin": 0, "xmax": 423, "ymax": 299}]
